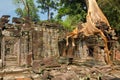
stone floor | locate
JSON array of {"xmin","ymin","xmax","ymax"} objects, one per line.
[{"xmin": 0, "ymin": 58, "xmax": 120, "ymax": 80}]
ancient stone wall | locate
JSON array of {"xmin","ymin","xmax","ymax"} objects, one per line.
[
  {"xmin": 32, "ymin": 25, "xmax": 60, "ymax": 59},
  {"xmin": 0, "ymin": 16, "xmax": 119, "ymax": 67}
]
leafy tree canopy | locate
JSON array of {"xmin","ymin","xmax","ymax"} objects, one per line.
[
  {"xmin": 13, "ymin": 0, "xmax": 120, "ymax": 35},
  {"xmin": 37, "ymin": 0, "xmax": 58, "ymax": 20},
  {"xmin": 57, "ymin": 0, "xmax": 86, "ymax": 19},
  {"xmin": 97, "ymin": 0, "xmax": 120, "ymax": 37},
  {"xmin": 13, "ymin": 0, "xmax": 40, "ymax": 22},
  {"xmin": 56, "ymin": 0, "xmax": 87, "ymax": 30}
]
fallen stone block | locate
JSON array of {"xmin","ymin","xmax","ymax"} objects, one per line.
[
  {"xmin": 51, "ymin": 71, "xmax": 79, "ymax": 80},
  {"xmin": 32, "ymin": 60, "xmax": 44, "ymax": 74},
  {"xmin": 15, "ymin": 78, "xmax": 32, "ymax": 80},
  {"xmin": 115, "ymin": 50, "xmax": 120, "ymax": 61},
  {"xmin": 42, "ymin": 56, "xmax": 60, "ymax": 68}
]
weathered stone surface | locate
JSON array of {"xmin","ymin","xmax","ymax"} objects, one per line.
[
  {"xmin": 42, "ymin": 56, "xmax": 60, "ymax": 68},
  {"xmin": 51, "ymin": 71, "xmax": 79, "ymax": 80},
  {"xmin": 27, "ymin": 53, "xmax": 33, "ymax": 67},
  {"xmin": 15, "ymin": 78, "xmax": 32, "ymax": 80},
  {"xmin": 0, "ymin": 59, "xmax": 2, "ymax": 68},
  {"xmin": 32, "ymin": 60, "xmax": 43, "ymax": 73},
  {"xmin": 42, "ymin": 71, "xmax": 51, "ymax": 80},
  {"xmin": 32, "ymin": 30, "xmax": 43, "ymax": 59},
  {"xmin": 12, "ymin": 17, "xmax": 23, "ymax": 24},
  {"xmin": 0, "ymin": 15, "xmax": 120, "ymax": 80},
  {"xmin": 115, "ymin": 50, "xmax": 120, "ymax": 61},
  {"xmin": 32, "ymin": 57, "xmax": 61, "ymax": 74}
]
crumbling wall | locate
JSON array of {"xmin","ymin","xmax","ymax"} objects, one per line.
[
  {"xmin": 58, "ymin": 38, "xmax": 89, "ymax": 59},
  {"xmin": 32, "ymin": 25, "xmax": 60, "ymax": 59},
  {"xmin": 0, "ymin": 15, "xmax": 119, "ymax": 67}
]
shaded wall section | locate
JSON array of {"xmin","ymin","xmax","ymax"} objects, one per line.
[{"xmin": 31, "ymin": 25, "xmax": 60, "ymax": 60}]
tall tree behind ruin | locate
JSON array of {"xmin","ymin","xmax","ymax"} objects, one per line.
[
  {"xmin": 37, "ymin": 0, "xmax": 58, "ymax": 20},
  {"xmin": 57, "ymin": 0, "xmax": 120, "ymax": 34},
  {"xmin": 56, "ymin": 0, "xmax": 86, "ymax": 30},
  {"xmin": 57, "ymin": 0, "xmax": 86, "ymax": 19},
  {"xmin": 13, "ymin": 0, "xmax": 40, "ymax": 22}
]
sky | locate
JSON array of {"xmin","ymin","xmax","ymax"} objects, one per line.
[
  {"xmin": 0, "ymin": 0, "xmax": 47, "ymax": 23},
  {"xmin": 0, "ymin": 0, "xmax": 17, "ymax": 20}
]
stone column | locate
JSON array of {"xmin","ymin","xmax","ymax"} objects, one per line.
[{"xmin": 1, "ymin": 37, "xmax": 5, "ymax": 66}]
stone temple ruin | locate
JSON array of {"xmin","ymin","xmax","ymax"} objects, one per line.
[
  {"xmin": 65, "ymin": 0, "xmax": 118, "ymax": 65},
  {"xmin": 0, "ymin": 15, "xmax": 62, "ymax": 67},
  {"xmin": 0, "ymin": 16, "xmax": 119, "ymax": 80},
  {"xmin": 0, "ymin": 15, "xmax": 67, "ymax": 79},
  {"xmin": 0, "ymin": 0, "xmax": 120, "ymax": 80}
]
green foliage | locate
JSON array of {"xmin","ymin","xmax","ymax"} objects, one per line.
[
  {"xmin": 59, "ymin": 13, "xmax": 85, "ymax": 31},
  {"xmin": 56, "ymin": 0, "xmax": 86, "ymax": 30},
  {"xmin": 57, "ymin": 0, "xmax": 86, "ymax": 19},
  {"xmin": 97, "ymin": 0, "xmax": 120, "ymax": 38},
  {"xmin": 15, "ymin": 8, "xmax": 23, "ymax": 17},
  {"xmin": 57, "ymin": 0, "xmax": 120, "ymax": 33},
  {"xmin": 13, "ymin": 0, "xmax": 40, "ymax": 22},
  {"xmin": 37, "ymin": 0, "xmax": 57, "ymax": 12},
  {"xmin": 61, "ymin": 16, "xmax": 74, "ymax": 31},
  {"xmin": 13, "ymin": 0, "xmax": 120, "ymax": 36},
  {"xmin": 37, "ymin": 0, "xmax": 58, "ymax": 20}
]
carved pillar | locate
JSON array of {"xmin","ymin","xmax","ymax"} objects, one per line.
[
  {"xmin": 18, "ymin": 38, "xmax": 21, "ymax": 66},
  {"xmin": 1, "ymin": 37, "xmax": 5, "ymax": 66}
]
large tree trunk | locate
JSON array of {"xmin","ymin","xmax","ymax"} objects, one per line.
[
  {"xmin": 66, "ymin": 0, "xmax": 114, "ymax": 64},
  {"xmin": 21, "ymin": 0, "xmax": 30, "ymax": 18},
  {"xmin": 47, "ymin": 7, "xmax": 50, "ymax": 21},
  {"xmin": 86, "ymin": 0, "xmax": 110, "ymax": 27}
]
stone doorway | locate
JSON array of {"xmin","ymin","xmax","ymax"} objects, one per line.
[{"xmin": 1, "ymin": 37, "xmax": 20, "ymax": 67}]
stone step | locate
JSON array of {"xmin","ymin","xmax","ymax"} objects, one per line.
[
  {"xmin": 5, "ymin": 61, "xmax": 18, "ymax": 67},
  {"xmin": 5, "ymin": 55, "xmax": 17, "ymax": 61},
  {"xmin": 0, "ymin": 67, "xmax": 31, "ymax": 75},
  {"xmin": 6, "ymin": 54, "xmax": 17, "ymax": 58},
  {"xmin": 6, "ymin": 58, "xmax": 17, "ymax": 61},
  {"xmin": 0, "ymin": 67, "xmax": 40, "ymax": 80}
]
